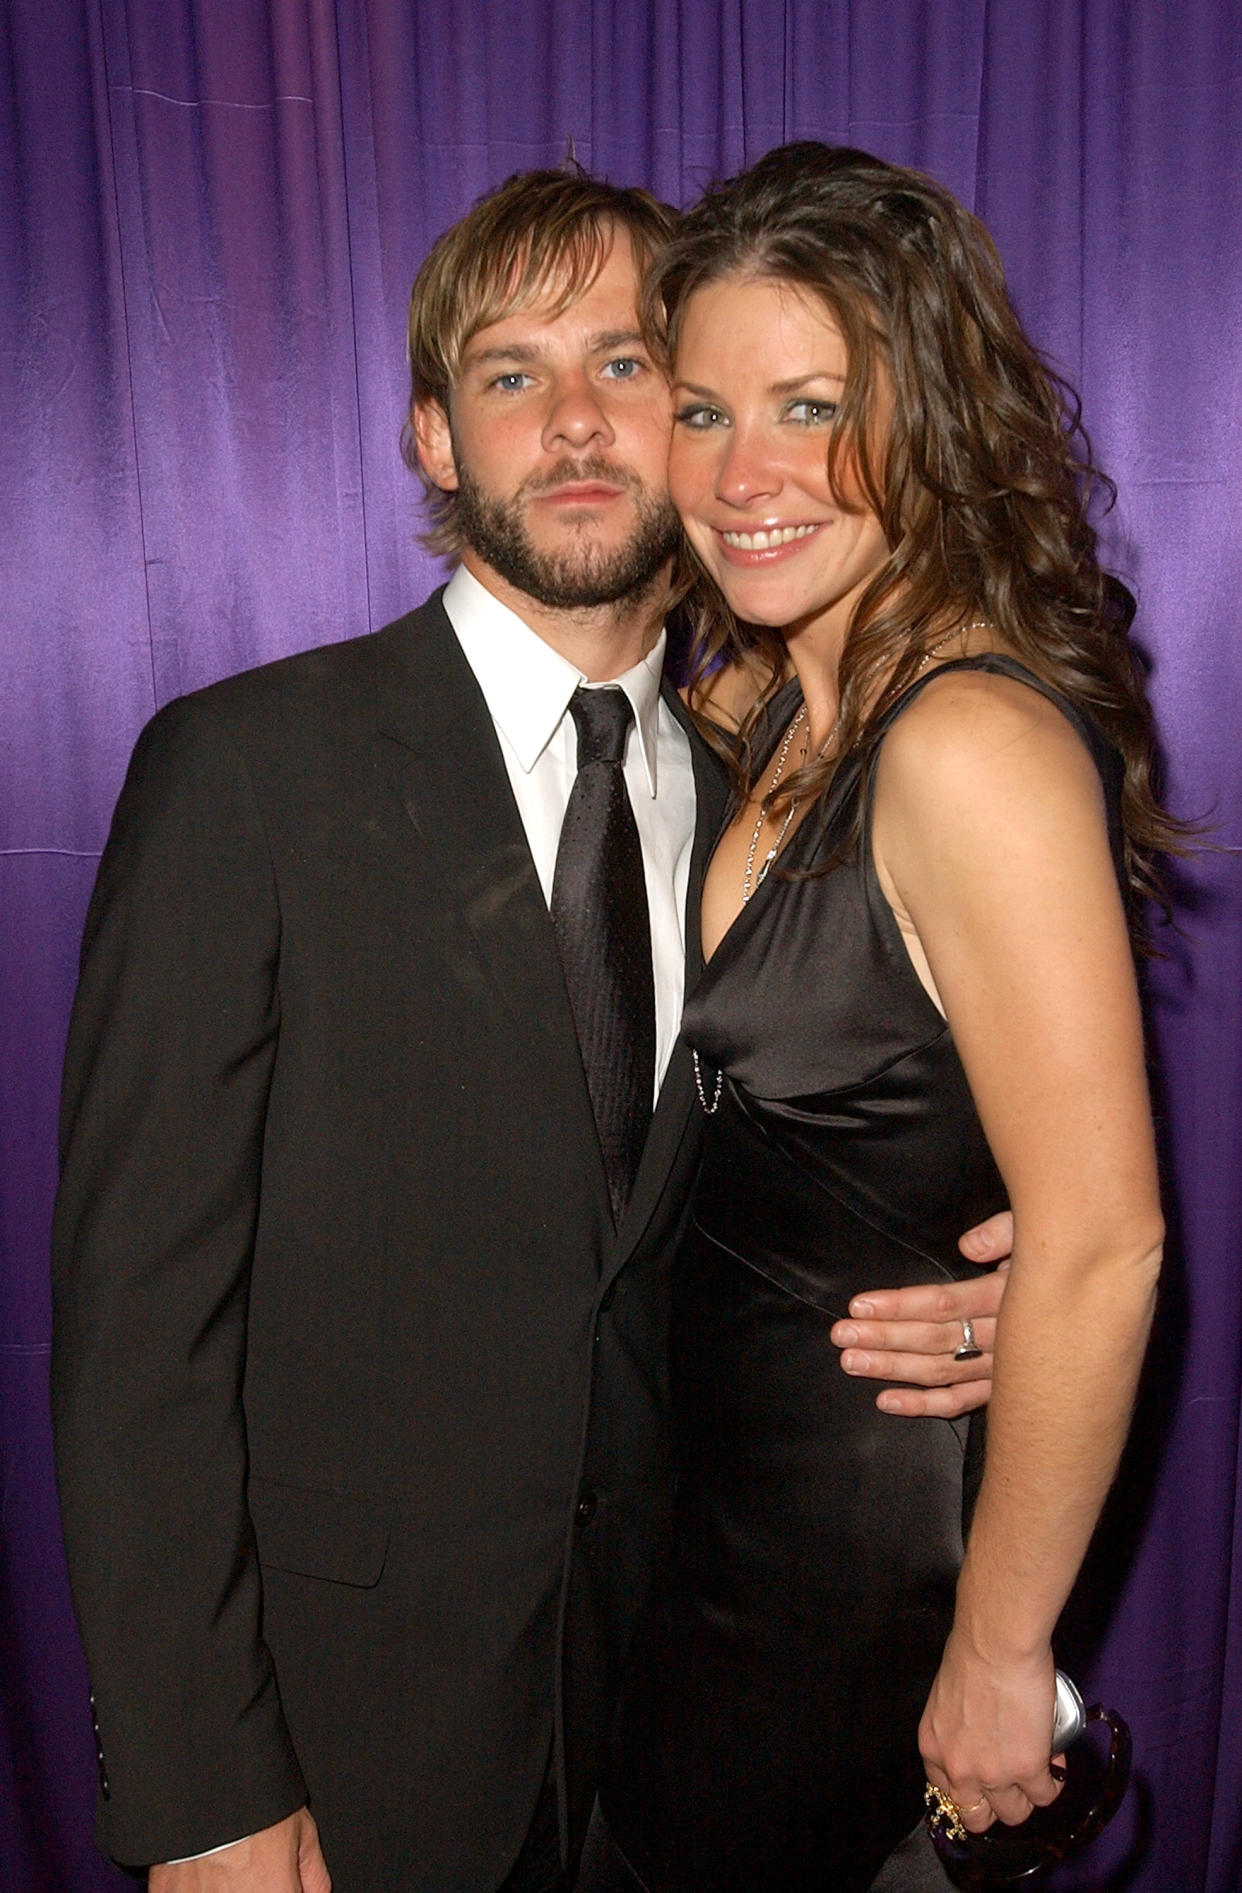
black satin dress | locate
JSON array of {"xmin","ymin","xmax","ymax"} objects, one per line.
[{"xmin": 603, "ymin": 659, "xmax": 1124, "ymax": 1893}]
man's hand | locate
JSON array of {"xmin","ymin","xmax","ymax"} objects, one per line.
[
  {"xmin": 831, "ymin": 1210, "xmax": 1014, "ymax": 1416},
  {"xmin": 150, "ymin": 1810, "xmax": 330, "ymax": 1892}
]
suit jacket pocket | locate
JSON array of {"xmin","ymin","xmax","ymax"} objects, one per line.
[{"xmin": 248, "ymin": 1476, "xmax": 393, "ymax": 1588}]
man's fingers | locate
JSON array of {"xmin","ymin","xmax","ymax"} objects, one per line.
[
  {"xmin": 833, "ymin": 1319, "xmax": 997, "ymax": 1368},
  {"xmin": 150, "ymin": 1810, "xmax": 327, "ymax": 1891},
  {"xmin": 958, "ymin": 1208, "xmax": 1015, "ymax": 1261},
  {"xmin": 846, "ymin": 1268, "xmax": 1007, "ymax": 1326},
  {"xmin": 833, "ymin": 1280, "xmax": 1001, "ymax": 1417},
  {"xmin": 874, "ymin": 1377, "xmax": 992, "ymax": 1418},
  {"xmin": 298, "ymin": 1821, "xmax": 333, "ymax": 1893}
]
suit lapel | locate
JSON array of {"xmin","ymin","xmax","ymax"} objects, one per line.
[
  {"xmin": 375, "ymin": 599, "xmax": 730, "ymax": 1265},
  {"xmin": 374, "ymin": 597, "xmax": 612, "ymax": 1212}
]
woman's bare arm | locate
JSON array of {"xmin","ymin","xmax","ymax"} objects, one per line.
[{"xmin": 872, "ymin": 669, "xmax": 1162, "ymax": 1829}]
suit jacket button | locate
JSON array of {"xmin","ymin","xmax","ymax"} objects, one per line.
[{"xmin": 576, "ymin": 1490, "xmax": 598, "ymax": 1527}]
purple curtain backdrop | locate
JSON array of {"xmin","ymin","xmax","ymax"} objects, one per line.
[{"xmin": 2, "ymin": 2, "xmax": 1239, "ymax": 1888}]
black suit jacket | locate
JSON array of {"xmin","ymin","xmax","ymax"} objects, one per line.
[{"xmin": 51, "ymin": 593, "xmax": 728, "ymax": 1890}]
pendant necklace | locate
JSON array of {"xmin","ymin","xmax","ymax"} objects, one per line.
[{"xmin": 693, "ymin": 700, "xmax": 816, "ymax": 1117}]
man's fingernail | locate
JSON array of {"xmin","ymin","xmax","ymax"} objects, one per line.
[
  {"xmin": 851, "ymin": 1298, "xmax": 875, "ymax": 1316},
  {"xmin": 836, "ymin": 1323, "xmax": 860, "ymax": 1346},
  {"xmin": 842, "ymin": 1351, "xmax": 868, "ymax": 1375}
]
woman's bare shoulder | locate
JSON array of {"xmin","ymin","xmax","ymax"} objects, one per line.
[{"xmin": 878, "ymin": 664, "xmax": 1098, "ymax": 801}]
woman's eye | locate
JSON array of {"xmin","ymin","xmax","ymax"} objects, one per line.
[
  {"xmin": 786, "ymin": 399, "xmax": 838, "ymax": 425},
  {"xmin": 674, "ymin": 404, "xmax": 727, "ymax": 430}
]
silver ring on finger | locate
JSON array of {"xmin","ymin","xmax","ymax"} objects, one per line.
[{"xmin": 954, "ymin": 1318, "xmax": 984, "ymax": 1362}]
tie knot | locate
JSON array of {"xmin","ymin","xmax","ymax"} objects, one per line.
[{"xmin": 569, "ymin": 686, "xmax": 634, "ymax": 767}]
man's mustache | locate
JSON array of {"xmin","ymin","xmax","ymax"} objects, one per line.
[{"xmin": 519, "ymin": 458, "xmax": 647, "ymax": 499}]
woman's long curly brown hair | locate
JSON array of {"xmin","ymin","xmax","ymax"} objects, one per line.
[{"xmin": 647, "ymin": 143, "xmax": 1184, "ymax": 926}]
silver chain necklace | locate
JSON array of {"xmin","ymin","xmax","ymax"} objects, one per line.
[
  {"xmin": 691, "ymin": 620, "xmax": 989, "ymax": 1116},
  {"xmin": 741, "ymin": 701, "xmax": 809, "ymax": 904},
  {"xmin": 913, "ymin": 620, "xmax": 988, "ymax": 675}
]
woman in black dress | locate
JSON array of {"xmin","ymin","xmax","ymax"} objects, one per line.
[{"xmin": 599, "ymin": 146, "xmax": 1174, "ymax": 1891}]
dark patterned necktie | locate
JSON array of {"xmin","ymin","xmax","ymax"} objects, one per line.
[{"xmin": 550, "ymin": 687, "xmax": 656, "ymax": 1225}]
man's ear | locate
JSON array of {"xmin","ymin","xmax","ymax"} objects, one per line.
[{"xmin": 411, "ymin": 399, "xmax": 459, "ymax": 492}]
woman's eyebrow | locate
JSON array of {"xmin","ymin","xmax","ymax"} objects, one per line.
[
  {"xmin": 770, "ymin": 371, "xmax": 847, "ymax": 393},
  {"xmin": 672, "ymin": 373, "xmax": 846, "ymax": 397}
]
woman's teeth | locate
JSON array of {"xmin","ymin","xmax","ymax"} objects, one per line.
[{"xmin": 720, "ymin": 524, "xmax": 817, "ymax": 550}]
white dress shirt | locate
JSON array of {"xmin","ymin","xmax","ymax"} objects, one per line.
[{"xmin": 444, "ymin": 564, "xmax": 696, "ymax": 1096}]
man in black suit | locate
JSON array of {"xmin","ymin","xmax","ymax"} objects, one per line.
[{"xmin": 51, "ymin": 168, "xmax": 1008, "ymax": 1893}]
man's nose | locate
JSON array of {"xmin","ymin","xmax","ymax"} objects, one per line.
[{"xmin": 542, "ymin": 374, "xmax": 615, "ymax": 452}]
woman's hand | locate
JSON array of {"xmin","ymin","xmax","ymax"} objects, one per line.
[{"xmin": 919, "ymin": 1629, "xmax": 1062, "ymax": 1832}]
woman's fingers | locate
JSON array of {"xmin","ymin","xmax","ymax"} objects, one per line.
[
  {"xmin": 920, "ymin": 1639, "xmax": 1062, "ymax": 1834},
  {"xmin": 927, "ymin": 1762, "xmax": 1061, "ymax": 1836}
]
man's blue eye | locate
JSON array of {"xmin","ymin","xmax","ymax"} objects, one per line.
[
  {"xmin": 604, "ymin": 357, "xmax": 642, "ymax": 379},
  {"xmin": 495, "ymin": 372, "xmax": 529, "ymax": 392}
]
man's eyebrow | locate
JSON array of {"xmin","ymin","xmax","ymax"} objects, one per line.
[
  {"xmin": 590, "ymin": 329, "xmax": 647, "ymax": 352},
  {"xmin": 464, "ymin": 343, "xmax": 542, "ymax": 368},
  {"xmin": 462, "ymin": 330, "xmax": 647, "ymax": 370}
]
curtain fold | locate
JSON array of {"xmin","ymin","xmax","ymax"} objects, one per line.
[{"xmin": 3, "ymin": 3, "xmax": 1238, "ymax": 1887}]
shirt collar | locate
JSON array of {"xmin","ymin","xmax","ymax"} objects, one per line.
[{"xmin": 443, "ymin": 564, "xmax": 666, "ymax": 796}]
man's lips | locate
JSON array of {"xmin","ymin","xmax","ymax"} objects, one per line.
[{"xmin": 535, "ymin": 481, "xmax": 626, "ymax": 506}]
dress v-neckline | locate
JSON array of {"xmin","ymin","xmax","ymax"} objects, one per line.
[{"xmin": 698, "ymin": 656, "xmax": 1044, "ymax": 976}]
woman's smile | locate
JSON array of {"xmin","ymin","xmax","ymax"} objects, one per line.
[{"xmin": 715, "ymin": 521, "xmax": 824, "ymax": 557}]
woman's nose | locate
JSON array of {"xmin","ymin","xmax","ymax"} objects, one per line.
[{"xmin": 714, "ymin": 428, "xmax": 781, "ymax": 508}]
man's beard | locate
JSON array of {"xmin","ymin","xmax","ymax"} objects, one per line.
[{"xmin": 454, "ymin": 457, "xmax": 679, "ymax": 610}]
